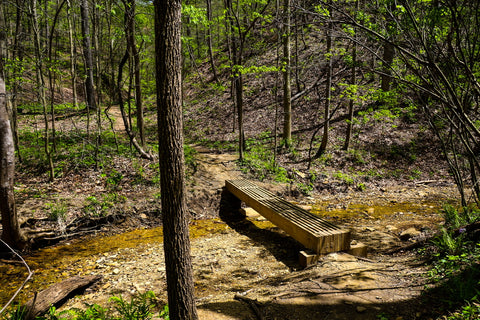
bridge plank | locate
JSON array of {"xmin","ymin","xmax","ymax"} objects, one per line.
[{"xmin": 225, "ymin": 179, "xmax": 351, "ymax": 254}]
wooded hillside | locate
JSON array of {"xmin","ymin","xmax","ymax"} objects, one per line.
[{"xmin": 0, "ymin": 0, "xmax": 479, "ymax": 238}]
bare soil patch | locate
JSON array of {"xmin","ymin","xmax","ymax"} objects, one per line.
[{"xmin": 48, "ymin": 149, "xmax": 457, "ymax": 320}]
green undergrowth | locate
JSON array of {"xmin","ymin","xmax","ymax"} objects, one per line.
[
  {"xmin": 237, "ymin": 134, "xmax": 291, "ymax": 183},
  {"xmin": 424, "ymin": 205, "xmax": 480, "ymax": 319},
  {"xmin": 3, "ymin": 291, "xmax": 168, "ymax": 320},
  {"xmin": 17, "ymin": 128, "xmax": 133, "ymax": 177}
]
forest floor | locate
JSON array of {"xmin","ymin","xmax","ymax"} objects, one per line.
[
  {"xmin": 1, "ymin": 21, "xmax": 466, "ymax": 319},
  {"xmin": 0, "ymin": 98, "xmax": 462, "ymax": 320},
  {"xmin": 45, "ymin": 147, "xmax": 458, "ymax": 320}
]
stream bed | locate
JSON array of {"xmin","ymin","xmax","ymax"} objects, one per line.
[{"xmin": 0, "ymin": 196, "xmax": 453, "ymax": 309}]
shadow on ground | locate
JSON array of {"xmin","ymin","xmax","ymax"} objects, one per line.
[{"xmin": 216, "ymin": 187, "xmax": 480, "ymax": 319}]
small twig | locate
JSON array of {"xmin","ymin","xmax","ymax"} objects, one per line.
[
  {"xmin": 42, "ymin": 229, "xmax": 98, "ymax": 241},
  {"xmin": 0, "ymin": 259, "xmax": 24, "ymax": 265},
  {"xmin": 355, "ymin": 256, "xmax": 377, "ymax": 263},
  {"xmin": 0, "ymin": 239, "xmax": 34, "ymax": 315},
  {"xmin": 414, "ymin": 180, "xmax": 446, "ymax": 185}
]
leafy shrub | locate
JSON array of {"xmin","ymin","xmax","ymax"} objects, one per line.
[
  {"xmin": 45, "ymin": 201, "xmax": 68, "ymax": 221},
  {"xmin": 4, "ymin": 304, "xmax": 27, "ymax": 320},
  {"xmin": 238, "ymin": 135, "xmax": 292, "ymax": 183},
  {"xmin": 109, "ymin": 291, "xmax": 157, "ymax": 320},
  {"xmin": 184, "ymin": 144, "xmax": 198, "ymax": 178},
  {"xmin": 427, "ymin": 204, "xmax": 480, "ymax": 317},
  {"xmin": 447, "ymin": 299, "xmax": 480, "ymax": 320},
  {"xmin": 14, "ymin": 291, "xmax": 168, "ymax": 320}
]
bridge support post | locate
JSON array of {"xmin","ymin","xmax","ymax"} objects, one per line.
[{"xmin": 219, "ymin": 187, "xmax": 246, "ymax": 222}]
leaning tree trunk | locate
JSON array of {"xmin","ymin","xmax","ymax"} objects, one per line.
[
  {"xmin": 0, "ymin": 76, "xmax": 26, "ymax": 250},
  {"xmin": 154, "ymin": 0, "xmax": 198, "ymax": 319}
]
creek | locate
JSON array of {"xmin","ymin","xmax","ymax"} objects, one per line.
[{"xmin": 0, "ymin": 197, "xmax": 449, "ymax": 308}]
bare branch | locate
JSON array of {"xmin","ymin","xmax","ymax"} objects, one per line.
[{"xmin": 0, "ymin": 239, "xmax": 34, "ymax": 315}]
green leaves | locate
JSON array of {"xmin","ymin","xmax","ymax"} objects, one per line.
[
  {"xmin": 182, "ymin": 4, "xmax": 207, "ymax": 26},
  {"xmin": 231, "ymin": 64, "xmax": 278, "ymax": 77},
  {"xmin": 28, "ymin": 291, "xmax": 166, "ymax": 320},
  {"xmin": 314, "ymin": 5, "xmax": 330, "ymax": 18}
]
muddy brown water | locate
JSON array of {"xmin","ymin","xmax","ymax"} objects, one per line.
[
  {"xmin": 0, "ymin": 198, "xmax": 447, "ymax": 310},
  {"xmin": 0, "ymin": 219, "xmax": 228, "ymax": 306}
]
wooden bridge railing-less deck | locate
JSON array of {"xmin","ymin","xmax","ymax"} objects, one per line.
[{"xmin": 225, "ymin": 179, "xmax": 351, "ymax": 255}]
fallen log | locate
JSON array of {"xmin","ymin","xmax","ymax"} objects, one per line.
[{"xmin": 24, "ymin": 275, "xmax": 102, "ymax": 320}]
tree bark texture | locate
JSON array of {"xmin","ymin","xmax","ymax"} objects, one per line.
[
  {"xmin": 282, "ymin": 0, "xmax": 292, "ymax": 147},
  {"xmin": 24, "ymin": 275, "xmax": 102, "ymax": 320},
  {"xmin": 343, "ymin": 0, "xmax": 359, "ymax": 151},
  {"xmin": 80, "ymin": 0, "xmax": 96, "ymax": 110},
  {"xmin": 315, "ymin": 13, "xmax": 333, "ymax": 159},
  {"xmin": 154, "ymin": 1, "xmax": 198, "ymax": 319},
  {"xmin": 206, "ymin": 0, "xmax": 219, "ymax": 83},
  {"xmin": 31, "ymin": 0, "xmax": 55, "ymax": 182},
  {"xmin": 125, "ymin": 0, "xmax": 145, "ymax": 147},
  {"xmin": 0, "ymin": 76, "xmax": 25, "ymax": 249},
  {"xmin": 381, "ymin": 42, "xmax": 394, "ymax": 92}
]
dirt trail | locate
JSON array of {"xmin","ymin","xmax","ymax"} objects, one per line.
[{"xmin": 56, "ymin": 149, "xmax": 454, "ymax": 320}]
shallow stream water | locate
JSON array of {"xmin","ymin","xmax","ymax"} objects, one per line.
[
  {"xmin": 0, "ymin": 198, "xmax": 449, "ymax": 308},
  {"xmin": 0, "ymin": 219, "xmax": 227, "ymax": 307}
]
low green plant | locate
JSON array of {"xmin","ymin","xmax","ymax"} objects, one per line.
[
  {"xmin": 347, "ymin": 148, "xmax": 368, "ymax": 164},
  {"xmin": 296, "ymin": 182, "xmax": 314, "ymax": 196},
  {"xmin": 333, "ymin": 171, "xmax": 354, "ymax": 185},
  {"xmin": 45, "ymin": 201, "xmax": 68, "ymax": 221},
  {"xmin": 72, "ymin": 303, "xmax": 110, "ymax": 320},
  {"xmin": 109, "ymin": 291, "xmax": 157, "ymax": 320},
  {"xmin": 132, "ymin": 159, "xmax": 147, "ymax": 185},
  {"xmin": 356, "ymin": 182, "xmax": 366, "ymax": 191},
  {"xmin": 442, "ymin": 204, "xmax": 480, "ymax": 230},
  {"xmin": 409, "ymin": 168, "xmax": 422, "ymax": 180},
  {"xmin": 184, "ymin": 144, "xmax": 198, "ymax": 178},
  {"xmin": 83, "ymin": 193, "xmax": 125, "ymax": 217},
  {"xmin": 23, "ymin": 292, "xmax": 168, "ymax": 320},
  {"xmin": 102, "ymin": 169, "xmax": 123, "ymax": 191},
  {"xmin": 375, "ymin": 312, "xmax": 390, "ymax": 320},
  {"xmin": 431, "ymin": 228, "xmax": 468, "ymax": 257},
  {"xmin": 447, "ymin": 299, "xmax": 480, "ymax": 319},
  {"xmin": 238, "ymin": 135, "xmax": 292, "ymax": 183},
  {"xmin": 4, "ymin": 304, "xmax": 27, "ymax": 320},
  {"xmin": 158, "ymin": 305, "xmax": 169, "ymax": 320},
  {"xmin": 36, "ymin": 305, "xmax": 71, "ymax": 320}
]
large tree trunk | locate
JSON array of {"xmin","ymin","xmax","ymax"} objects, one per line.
[
  {"xmin": 31, "ymin": 0, "xmax": 55, "ymax": 182},
  {"xmin": 11, "ymin": 0, "xmax": 26, "ymax": 163},
  {"xmin": 125, "ymin": 0, "xmax": 145, "ymax": 147},
  {"xmin": 224, "ymin": 0, "xmax": 245, "ymax": 160},
  {"xmin": 0, "ymin": 76, "xmax": 26, "ymax": 250},
  {"xmin": 343, "ymin": 0, "xmax": 359, "ymax": 151},
  {"xmin": 315, "ymin": 10, "xmax": 333, "ymax": 159},
  {"xmin": 206, "ymin": 0, "xmax": 219, "ymax": 83},
  {"xmin": 154, "ymin": 1, "xmax": 198, "ymax": 319},
  {"xmin": 381, "ymin": 42, "xmax": 394, "ymax": 92},
  {"xmin": 282, "ymin": 0, "xmax": 292, "ymax": 148},
  {"xmin": 66, "ymin": 0, "xmax": 78, "ymax": 109},
  {"xmin": 80, "ymin": 0, "xmax": 96, "ymax": 111}
]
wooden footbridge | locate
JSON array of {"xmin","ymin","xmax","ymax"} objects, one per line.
[{"xmin": 225, "ymin": 180, "xmax": 359, "ymax": 265}]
